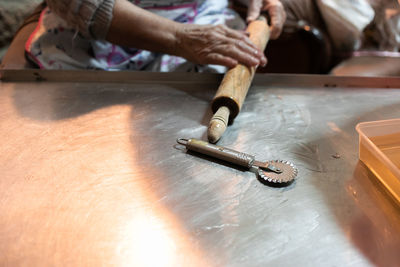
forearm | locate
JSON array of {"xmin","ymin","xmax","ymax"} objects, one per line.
[
  {"xmin": 107, "ymin": 0, "xmax": 265, "ymax": 68},
  {"xmin": 106, "ymin": 0, "xmax": 180, "ymax": 55}
]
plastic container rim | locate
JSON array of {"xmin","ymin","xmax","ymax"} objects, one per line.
[{"xmin": 356, "ymin": 118, "xmax": 400, "ymax": 179}]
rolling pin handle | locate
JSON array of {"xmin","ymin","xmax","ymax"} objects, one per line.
[{"xmin": 207, "ymin": 106, "xmax": 230, "ymax": 143}]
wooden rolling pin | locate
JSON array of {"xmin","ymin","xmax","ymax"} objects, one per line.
[{"xmin": 207, "ymin": 16, "xmax": 270, "ymax": 143}]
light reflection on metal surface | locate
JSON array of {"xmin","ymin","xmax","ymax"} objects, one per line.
[
  {"xmin": 1, "ymin": 72, "xmax": 400, "ymax": 266},
  {"xmin": 0, "ymin": 83, "xmax": 208, "ymax": 266},
  {"xmin": 118, "ymin": 205, "xmax": 207, "ymax": 267}
]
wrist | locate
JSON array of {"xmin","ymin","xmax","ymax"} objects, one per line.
[{"xmin": 171, "ymin": 23, "xmax": 187, "ymax": 58}]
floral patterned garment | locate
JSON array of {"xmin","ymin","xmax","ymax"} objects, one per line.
[{"xmin": 26, "ymin": 0, "xmax": 240, "ymax": 72}]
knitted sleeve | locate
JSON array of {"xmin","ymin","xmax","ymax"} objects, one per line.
[{"xmin": 45, "ymin": 0, "xmax": 115, "ymax": 40}]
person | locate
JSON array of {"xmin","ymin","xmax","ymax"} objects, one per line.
[{"xmin": 18, "ymin": 0, "xmax": 286, "ymax": 72}]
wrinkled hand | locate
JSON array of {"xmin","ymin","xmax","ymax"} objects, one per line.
[
  {"xmin": 247, "ymin": 0, "xmax": 286, "ymax": 39},
  {"xmin": 175, "ymin": 24, "xmax": 267, "ymax": 69}
]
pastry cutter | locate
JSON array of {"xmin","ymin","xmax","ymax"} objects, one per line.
[{"xmin": 177, "ymin": 138, "xmax": 298, "ymax": 185}]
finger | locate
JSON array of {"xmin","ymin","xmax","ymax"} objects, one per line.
[
  {"xmin": 263, "ymin": 3, "xmax": 286, "ymax": 39},
  {"xmin": 233, "ymin": 38, "xmax": 267, "ymax": 65},
  {"xmin": 232, "ymin": 35, "xmax": 261, "ymax": 56},
  {"xmin": 214, "ymin": 43, "xmax": 262, "ymax": 68},
  {"xmin": 219, "ymin": 26, "xmax": 261, "ymax": 53},
  {"xmin": 223, "ymin": 27, "xmax": 252, "ymax": 44},
  {"xmin": 225, "ymin": 28, "xmax": 254, "ymax": 47},
  {"xmin": 242, "ymin": 31, "xmax": 250, "ymax": 37},
  {"xmin": 221, "ymin": 30, "xmax": 267, "ymax": 66},
  {"xmin": 213, "ymin": 32, "xmax": 266, "ymax": 64},
  {"xmin": 247, "ymin": 0, "xmax": 262, "ymax": 23},
  {"xmin": 205, "ymin": 53, "xmax": 238, "ymax": 68},
  {"xmin": 262, "ymin": 56, "xmax": 268, "ymax": 67}
]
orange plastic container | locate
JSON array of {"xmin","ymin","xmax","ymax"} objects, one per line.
[{"xmin": 356, "ymin": 119, "xmax": 400, "ymax": 203}]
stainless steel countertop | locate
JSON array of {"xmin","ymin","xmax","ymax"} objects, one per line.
[{"xmin": 1, "ymin": 70, "xmax": 400, "ymax": 266}]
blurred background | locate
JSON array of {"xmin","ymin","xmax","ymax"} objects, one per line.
[
  {"xmin": 1, "ymin": 0, "xmax": 400, "ymax": 75},
  {"xmin": 0, "ymin": 0, "xmax": 41, "ymax": 59}
]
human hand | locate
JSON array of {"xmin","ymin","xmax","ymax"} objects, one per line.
[
  {"xmin": 175, "ymin": 24, "xmax": 267, "ymax": 69},
  {"xmin": 247, "ymin": 0, "xmax": 286, "ymax": 39}
]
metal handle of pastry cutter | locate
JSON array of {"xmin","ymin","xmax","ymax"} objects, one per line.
[
  {"xmin": 177, "ymin": 138, "xmax": 256, "ymax": 168},
  {"xmin": 177, "ymin": 138, "xmax": 281, "ymax": 173}
]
